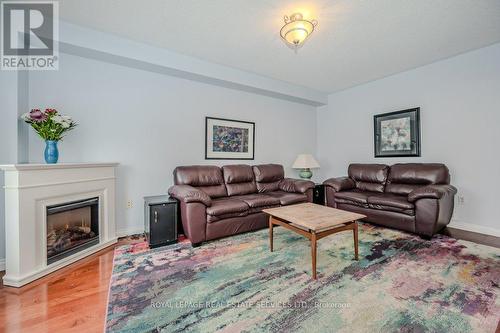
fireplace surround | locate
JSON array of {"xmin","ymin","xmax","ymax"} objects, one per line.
[{"xmin": 0, "ymin": 163, "xmax": 118, "ymax": 287}]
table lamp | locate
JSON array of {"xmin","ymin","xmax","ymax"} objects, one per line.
[{"xmin": 292, "ymin": 154, "xmax": 320, "ymax": 179}]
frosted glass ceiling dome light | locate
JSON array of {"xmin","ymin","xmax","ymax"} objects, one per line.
[{"xmin": 280, "ymin": 13, "xmax": 317, "ymax": 50}]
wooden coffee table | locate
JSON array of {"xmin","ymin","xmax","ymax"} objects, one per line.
[{"xmin": 263, "ymin": 203, "xmax": 366, "ymax": 279}]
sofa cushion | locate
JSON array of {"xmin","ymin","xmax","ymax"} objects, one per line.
[
  {"xmin": 348, "ymin": 164, "xmax": 389, "ymax": 193},
  {"xmin": 174, "ymin": 165, "xmax": 223, "ymax": 186},
  {"xmin": 206, "ymin": 212, "xmax": 249, "ymax": 223},
  {"xmin": 386, "ymin": 163, "xmax": 450, "ymax": 195},
  {"xmin": 253, "ymin": 164, "xmax": 284, "ymax": 182},
  {"xmin": 174, "ymin": 165, "xmax": 227, "ymax": 198},
  {"xmin": 225, "ymin": 182, "xmax": 257, "ymax": 197},
  {"xmin": 206, "ymin": 198, "xmax": 248, "ymax": 216},
  {"xmin": 336, "ymin": 203, "xmax": 416, "ymax": 233},
  {"xmin": 222, "ymin": 165, "xmax": 257, "ymax": 196},
  {"xmin": 367, "ymin": 193, "xmax": 415, "ymax": 216},
  {"xmin": 367, "ymin": 194, "xmax": 414, "ymax": 209},
  {"xmin": 334, "ymin": 191, "xmax": 371, "ymax": 205},
  {"xmin": 206, "ymin": 198, "xmax": 249, "ymax": 222},
  {"xmin": 369, "ymin": 204, "xmax": 414, "ymax": 216},
  {"xmin": 267, "ymin": 191, "xmax": 308, "ymax": 205},
  {"xmin": 253, "ymin": 164, "xmax": 284, "ymax": 192},
  {"xmin": 230, "ymin": 194, "xmax": 280, "ymax": 208},
  {"xmin": 247, "ymin": 205, "xmax": 281, "ymax": 214},
  {"xmin": 223, "ymin": 164, "xmax": 254, "ymax": 183},
  {"xmin": 255, "ymin": 181, "xmax": 280, "ymax": 193}
]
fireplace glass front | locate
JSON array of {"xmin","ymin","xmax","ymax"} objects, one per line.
[{"xmin": 46, "ymin": 197, "xmax": 99, "ymax": 265}]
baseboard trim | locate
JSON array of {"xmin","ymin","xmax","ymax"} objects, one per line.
[
  {"xmin": 116, "ymin": 228, "xmax": 144, "ymax": 238},
  {"xmin": 443, "ymin": 222, "xmax": 500, "ymax": 248},
  {"xmin": 448, "ymin": 221, "xmax": 500, "ymax": 237},
  {"xmin": 0, "ymin": 258, "xmax": 5, "ymax": 272}
]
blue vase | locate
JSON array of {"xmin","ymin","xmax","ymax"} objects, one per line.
[{"xmin": 44, "ymin": 140, "xmax": 59, "ymax": 164}]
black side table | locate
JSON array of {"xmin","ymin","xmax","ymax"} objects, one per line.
[
  {"xmin": 312, "ymin": 184, "xmax": 326, "ymax": 205},
  {"xmin": 144, "ymin": 195, "xmax": 178, "ymax": 248}
]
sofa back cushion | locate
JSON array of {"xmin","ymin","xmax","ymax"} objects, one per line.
[
  {"xmin": 386, "ymin": 163, "xmax": 450, "ymax": 195},
  {"xmin": 348, "ymin": 164, "xmax": 389, "ymax": 193},
  {"xmin": 252, "ymin": 164, "xmax": 284, "ymax": 192},
  {"xmin": 222, "ymin": 165, "xmax": 257, "ymax": 196},
  {"xmin": 173, "ymin": 165, "xmax": 227, "ymax": 198}
]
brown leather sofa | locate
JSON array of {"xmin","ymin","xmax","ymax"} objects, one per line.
[
  {"xmin": 323, "ymin": 163, "xmax": 457, "ymax": 237},
  {"xmin": 168, "ymin": 164, "xmax": 315, "ymax": 245}
]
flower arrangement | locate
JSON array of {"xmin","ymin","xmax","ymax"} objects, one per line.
[
  {"xmin": 21, "ymin": 108, "xmax": 76, "ymax": 141},
  {"xmin": 21, "ymin": 108, "xmax": 77, "ymax": 163}
]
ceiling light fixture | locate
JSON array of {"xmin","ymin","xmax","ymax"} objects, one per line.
[{"xmin": 280, "ymin": 13, "xmax": 317, "ymax": 50}]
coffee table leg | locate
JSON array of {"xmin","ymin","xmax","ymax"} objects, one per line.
[
  {"xmin": 311, "ymin": 231, "xmax": 317, "ymax": 279},
  {"xmin": 269, "ymin": 217, "xmax": 273, "ymax": 252},
  {"xmin": 353, "ymin": 221, "xmax": 359, "ymax": 260}
]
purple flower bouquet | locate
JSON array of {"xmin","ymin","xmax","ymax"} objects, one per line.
[
  {"xmin": 21, "ymin": 108, "xmax": 76, "ymax": 141},
  {"xmin": 21, "ymin": 108, "xmax": 77, "ymax": 163}
]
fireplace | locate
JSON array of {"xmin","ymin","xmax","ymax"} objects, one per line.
[
  {"xmin": 46, "ymin": 197, "xmax": 100, "ymax": 265},
  {"xmin": 0, "ymin": 163, "xmax": 117, "ymax": 287}
]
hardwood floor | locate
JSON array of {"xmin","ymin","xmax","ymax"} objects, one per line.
[
  {"xmin": 441, "ymin": 227, "xmax": 500, "ymax": 248},
  {"xmin": 0, "ymin": 241, "xmax": 125, "ymax": 333}
]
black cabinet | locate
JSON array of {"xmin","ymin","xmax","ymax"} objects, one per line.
[
  {"xmin": 144, "ymin": 195, "xmax": 178, "ymax": 248},
  {"xmin": 313, "ymin": 184, "xmax": 325, "ymax": 205}
]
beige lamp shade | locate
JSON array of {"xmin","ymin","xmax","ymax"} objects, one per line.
[{"xmin": 292, "ymin": 154, "xmax": 320, "ymax": 169}]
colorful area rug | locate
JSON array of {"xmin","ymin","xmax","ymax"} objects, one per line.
[{"xmin": 106, "ymin": 224, "xmax": 500, "ymax": 332}]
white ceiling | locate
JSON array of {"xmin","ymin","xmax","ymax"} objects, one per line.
[{"xmin": 59, "ymin": 0, "xmax": 500, "ymax": 93}]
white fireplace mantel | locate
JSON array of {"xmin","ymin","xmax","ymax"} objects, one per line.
[
  {"xmin": 0, "ymin": 162, "xmax": 119, "ymax": 171},
  {"xmin": 1, "ymin": 163, "xmax": 118, "ymax": 287}
]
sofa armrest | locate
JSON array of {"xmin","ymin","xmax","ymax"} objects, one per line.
[
  {"xmin": 408, "ymin": 185, "xmax": 457, "ymax": 203},
  {"xmin": 323, "ymin": 177, "xmax": 355, "ymax": 192},
  {"xmin": 168, "ymin": 185, "xmax": 212, "ymax": 206},
  {"xmin": 279, "ymin": 178, "xmax": 315, "ymax": 194},
  {"xmin": 413, "ymin": 185, "xmax": 457, "ymax": 237}
]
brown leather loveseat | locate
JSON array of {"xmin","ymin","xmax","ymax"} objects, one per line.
[
  {"xmin": 323, "ymin": 163, "xmax": 457, "ymax": 237},
  {"xmin": 168, "ymin": 164, "xmax": 315, "ymax": 245}
]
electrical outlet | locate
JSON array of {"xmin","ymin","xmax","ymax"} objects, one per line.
[
  {"xmin": 126, "ymin": 200, "xmax": 133, "ymax": 209},
  {"xmin": 457, "ymin": 196, "xmax": 465, "ymax": 205}
]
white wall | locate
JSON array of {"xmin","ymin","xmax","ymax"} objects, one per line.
[
  {"xmin": 28, "ymin": 53, "xmax": 317, "ymax": 235},
  {"xmin": 0, "ymin": 71, "xmax": 20, "ymax": 266},
  {"xmin": 317, "ymin": 43, "xmax": 500, "ymax": 234}
]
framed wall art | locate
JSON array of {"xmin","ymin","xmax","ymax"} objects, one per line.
[
  {"xmin": 205, "ymin": 117, "xmax": 255, "ymax": 160},
  {"xmin": 374, "ymin": 108, "xmax": 421, "ymax": 157}
]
